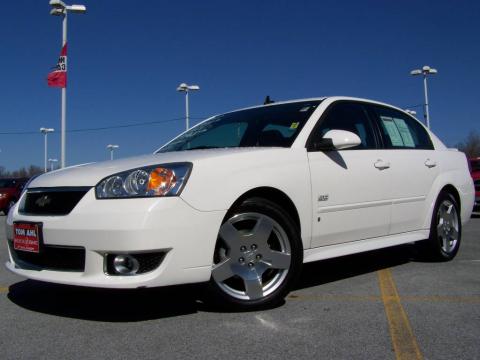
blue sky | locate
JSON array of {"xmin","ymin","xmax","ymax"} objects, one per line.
[{"xmin": 1, "ymin": 0, "xmax": 479, "ymax": 171}]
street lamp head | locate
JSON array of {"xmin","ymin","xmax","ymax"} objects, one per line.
[
  {"xmin": 422, "ymin": 65, "xmax": 437, "ymax": 75},
  {"xmin": 411, "ymin": 66, "xmax": 437, "ymax": 76},
  {"xmin": 177, "ymin": 83, "xmax": 200, "ymax": 92},
  {"xmin": 50, "ymin": 1, "xmax": 86, "ymax": 14},
  {"xmin": 107, "ymin": 144, "xmax": 119, "ymax": 150},
  {"xmin": 405, "ymin": 109, "xmax": 417, "ymax": 115},
  {"xmin": 40, "ymin": 127, "xmax": 55, "ymax": 134},
  {"xmin": 49, "ymin": 0, "xmax": 66, "ymax": 8},
  {"xmin": 68, "ymin": 4, "xmax": 87, "ymax": 13},
  {"xmin": 50, "ymin": 8, "xmax": 65, "ymax": 16},
  {"xmin": 177, "ymin": 83, "xmax": 188, "ymax": 92},
  {"xmin": 48, "ymin": 158, "xmax": 58, "ymax": 162}
]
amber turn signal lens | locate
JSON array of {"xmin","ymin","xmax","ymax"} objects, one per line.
[{"xmin": 147, "ymin": 167, "xmax": 176, "ymax": 195}]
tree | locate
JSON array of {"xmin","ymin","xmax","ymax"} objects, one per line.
[
  {"xmin": 0, "ymin": 165, "xmax": 43, "ymax": 178},
  {"xmin": 456, "ymin": 130, "xmax": 480, "ymax": 158}
]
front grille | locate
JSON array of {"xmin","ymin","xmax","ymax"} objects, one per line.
[
  {"xmin": 475, "ymin": 179, "xmax": 480, "ymax": 192},
  {"xmin": 9, "ymin": 241, "xmax": 85, "ymax": 272},
  {"xmin": 20, "ymin": 187, "xmax": 90, "ymax": 216},
  {"xmin": 106, "ymin": 252, "xmax": 166, "ymax": 275}
]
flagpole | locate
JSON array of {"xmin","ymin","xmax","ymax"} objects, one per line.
[{"xmin": 61, "ymin": 11, "xmax": 67, "ymax": 168}]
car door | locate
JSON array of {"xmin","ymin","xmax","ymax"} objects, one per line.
[
  {"xmin": 307, "ymin": 101, "xmax": 392, "ymax": 248},
  {"xmin": 367, "ymin": 104, "xmax": 439, "ymax": 234}
]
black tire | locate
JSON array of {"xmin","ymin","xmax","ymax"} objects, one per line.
[
  {"xmin": 207, "ymin": 197, "xmax": 303, "ymax": 310},
  {"xmin": 420, "ymin": 191, "xmax": 462, "ymax": 261}
]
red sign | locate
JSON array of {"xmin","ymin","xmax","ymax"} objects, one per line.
[
  {"xmin": 47, "ymin": 43, "xmax": 67, "ymax": 88},
  {"xmin": 13, "ymin": 223, "xmax": 40, "ymax": 253}
]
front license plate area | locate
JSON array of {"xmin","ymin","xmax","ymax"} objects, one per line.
[{"xmin": 13, "ymin": 222, "xmax": 42, "ymax": 253}]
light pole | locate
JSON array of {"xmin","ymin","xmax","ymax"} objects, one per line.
[
  {"xmin": 48, "ymin": 158, "xmax": 58, "ymax": 172},
  {"xmin": 40, "ymin": 127, "xmax": 55, "ymax": 173},
  {"xmin": 49, "ymin": 0, "xmax": 86, "ymax": 168},
  {"xmin": 107, "ymin": 144, "xmax": 119, "ymax": 160},
  {"xmin": 177, "ymin": 83, "xmax": 200, "ymax": 131},
  {"xmin": 410, "ymin": 65, "xmax": 437, "ymax": 129}
]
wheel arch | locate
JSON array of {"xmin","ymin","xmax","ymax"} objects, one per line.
[
  {"xmin": 227, "ymin": 186, "xmax": 301, "ymax": 234},
  {"xmin": 424, "ymin": 182, "xmax": 464, "ymax": 230},
  {"xmin": 439, "ymin": 184, "xmax": 461, "ymax": 211}
]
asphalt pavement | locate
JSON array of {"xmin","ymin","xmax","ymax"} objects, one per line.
[{"xmin": 0, "ymin": 214, "xmax": 479, "ymax": 359}]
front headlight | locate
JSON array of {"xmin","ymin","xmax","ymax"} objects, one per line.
[{"xmin": 95, "ymin": 162, "xmax": 192, "ymax": 199}]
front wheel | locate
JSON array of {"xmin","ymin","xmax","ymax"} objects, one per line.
[{"xmin": 208, "ymin": 197, "xmax": 302, "ymax": 310}]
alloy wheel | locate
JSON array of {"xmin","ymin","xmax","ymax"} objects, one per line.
[
  {"xmin": 436, "ymin": 199, "xmax": 459, "ymax": 254},
  {"xmin": 212, "ymin": 212, "xmax": 291, "ymax": 301}
]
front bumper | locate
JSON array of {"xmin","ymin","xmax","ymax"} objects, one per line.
[{"xmin": 5, "ymin": 189, "xmax": 225, "ymax": 288}]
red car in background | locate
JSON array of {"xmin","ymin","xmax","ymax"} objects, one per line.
[
  {"xmin": 470, "ymin": 158, "xmax": 480, "ymax": 211},
  {"xmin": 0, "ymin": 178, "xmax": 28, "ymax": 215}
]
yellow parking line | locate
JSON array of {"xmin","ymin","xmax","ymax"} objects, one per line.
[
  {"xmin": 0, "ymin": 287, "xmax": 8, "ymax": 293},
  {"xmin": 378, "ymin": 269, "xmax": 423, "ymax": 360}
]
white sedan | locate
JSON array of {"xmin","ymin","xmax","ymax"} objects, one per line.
[{"xmin": 5, "ymin": 97, "xmax": 475, "ymax": 309}]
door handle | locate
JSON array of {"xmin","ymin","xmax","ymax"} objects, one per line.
[
  {"xmin": 425, "ymin": 159, "xmax": 437, "ymax": 168},
  {"xmin": 374, "ymin": 159, "xmax": 390, "ymax": 170}
]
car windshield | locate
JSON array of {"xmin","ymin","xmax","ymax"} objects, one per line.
[
  {"xmin": 157, "ymin": 100, "xmax": 322, "ymax": 153},
  {"xmin": 0, "ymin": 179, "xmax": 15, "ymax": 188}
]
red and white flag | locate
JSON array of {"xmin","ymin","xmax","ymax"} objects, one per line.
[{"xmin": 47, "ymin": 43, "xmax": 67, "ymax": 88}]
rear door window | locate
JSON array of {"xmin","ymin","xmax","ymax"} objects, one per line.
[{"xmin": 369, "ymin": 105, "xmax": 434, "ymax": 150}]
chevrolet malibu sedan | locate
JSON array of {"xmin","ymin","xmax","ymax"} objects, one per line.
[{"xmin": 5, "ymin": 97, "xmax": 475, "ymax": 309}]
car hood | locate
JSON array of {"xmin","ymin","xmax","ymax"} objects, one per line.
[{"xmin": 29, "ymin": 148, "xmax": 277, "ymax": 188}]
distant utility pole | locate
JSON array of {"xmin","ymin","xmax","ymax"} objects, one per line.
[
  {"xmin": 40, "ymin": 127, "xmax": 55, "ymax": 173},
  {"xmin": 410, "ymin": 65, "xmax": 437, "ymax": 129},
  {"xmin": 48, "ymin": 158, "xmax": 58, "ymax": 171},
  {"xmin": 107, "ymin": 144, "xmax": 119, "ymax": 160},
  {"xmin": 177, "ymin": 83, "xmax": 200, "ymax": 131}
]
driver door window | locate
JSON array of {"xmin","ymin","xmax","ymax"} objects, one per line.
[{"xmin": 310, "ymin": 102, "xmax": 377, "ymax": 150}]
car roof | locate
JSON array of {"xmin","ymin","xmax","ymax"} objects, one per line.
[{"xmin": 223, "ymin": 96, "xmax": 413, "ymax": 117}]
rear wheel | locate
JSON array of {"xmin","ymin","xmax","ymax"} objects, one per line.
[
  {"xmin": 422, "ymin": 191, "xmax": 461, "ymax": 261},
  {"xmin": 208, "ymin": 197, "xmax": 302, "ymax": 310}
]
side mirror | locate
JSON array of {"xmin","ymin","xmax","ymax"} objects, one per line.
[
  {"xmin": 323, "ymin": 130, "xmax": 361, "ymax": 150},
  {"xmin": 310, "ymin": 130, "xmax": 361, "ymax": 151}
]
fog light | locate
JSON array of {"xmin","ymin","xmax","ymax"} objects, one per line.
[{"xmin": 113, "ymin": 254, "xmax": 140, "ymax": 275}]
